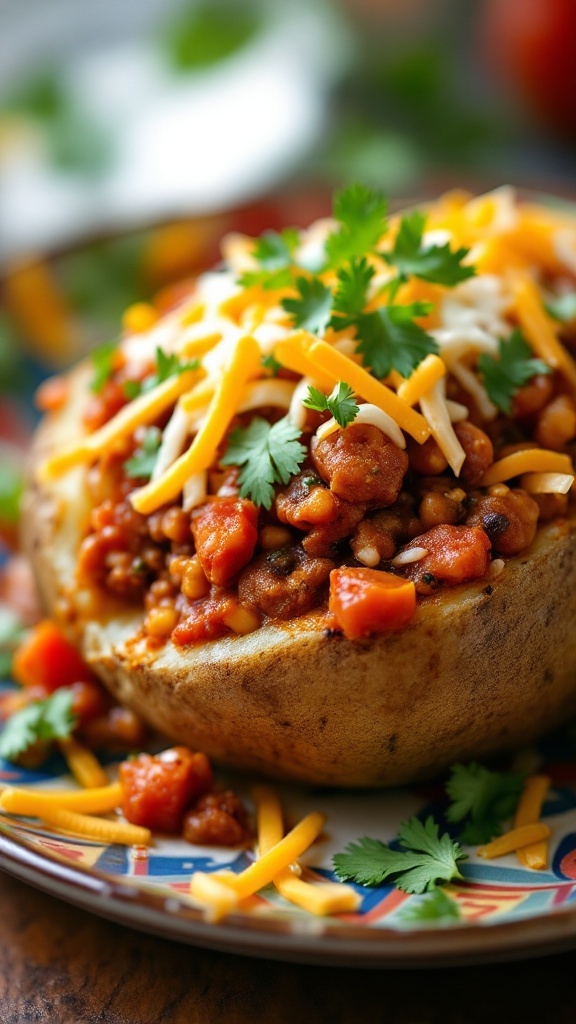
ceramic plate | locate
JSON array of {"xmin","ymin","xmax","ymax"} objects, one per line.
[
  {"xmin": 2, "ymin": 725, "xmax": 576, "ymax": 967},
  {"xmin": 2, "ymin": 189, "xmax": 576, "ymax": 967}
]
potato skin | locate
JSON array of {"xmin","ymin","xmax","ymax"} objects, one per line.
[{"xmin": 23, "ymin": 365, "xmax": 576, "ymax": 786}]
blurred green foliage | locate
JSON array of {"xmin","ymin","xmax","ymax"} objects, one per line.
[
  {"xmin": 4, "ymin": 72, "xmax": 113, "ymax": 177},
  {"xmin": 0, "ymin": 316, "xmax": 26, "ymax": 394},
  {"xmin": 166, "ymin": 0, "xmax": 262, "ymax": 71}
]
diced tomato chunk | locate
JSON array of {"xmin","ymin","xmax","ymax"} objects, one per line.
[
  {"xmin": 402, "ymin": 525, "xmax": 491, "ymax": 585},
  {"xmin": 12, "ymin": 620, "xmax": 95, "ymax": 691},
  {"xmin": 35, "ymin": 375, "xmax": 69, "ymax": 413},
  {"xmin": 119, "ymin": 747, "xmax": 213, "ymax": 833},
  {"xmin": 329, "ymin": 567, "xmax": 416, "ymax": 640},
  {"xmin": 191, "ymin": 497, "xmax": 258, "ymax": 586}
]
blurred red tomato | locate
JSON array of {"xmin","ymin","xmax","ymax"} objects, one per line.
[{"xmin": 482, "ymin": 0, "xmax": 576, "ymax": 135}]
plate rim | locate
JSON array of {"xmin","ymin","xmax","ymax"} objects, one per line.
[{"xmin": 2, "ymin": 822, "xmax": 576, "ymax": 968}]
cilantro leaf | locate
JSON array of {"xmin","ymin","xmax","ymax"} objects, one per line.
[
  {"xmin": 124, "ymin": 427, "xmax": 162, "ymax": 481},
  {"xmin": 546, "ymin": 292, "xmax": 576, "ymax": 323},
  {"xmin": 477, "ymin": 329, "xmax": 552, "ymax": 415},
  {"xmin": 0, "ymin": 461, "xmax": 23, "ymax": 525},
  {"xmin": 0, "ymin": 608, "xmax": 26, "ymax": 679},
  {"xmin": 281, "ymin": 277, "xmax": 333, "ymax": 335},
  {"xmin": 239, "ymin": 229, "xmax": 300, "ymax": 290},
  {"xmin": 90, "ymin": 340, "xmax": 117, "ymax": 394},
  {"xmin": 325, "ymin": 183, "xmax": 388, "ymax": 268},
  {"xmin": 330, "ymin": 257, "xmax": 374, "ymax": 325},
  {"xmin": 261, "ymin": 353, "xmax": 282, "ymax": 377},
  {"xmin": 303, "ymin": 381, "xmax": 359, "ymax": 429},
  {"xmin": 384, "ymin": 210, "xmax": 475, "ymax": 286},
  {"xmin": 399, "ymin": 887, "xmax": 461, "ymax": 924},
  {"xmin": 355, "ymin": 304, "xmax": 438, "ymax": 378},
  {"xmin": 221, "ymin": 416, "xmax": 306, "ymax": 509},
  {"xmin": 123, "ymin": 348, "xmax": 199, "ymax": 399},
  {"xmin": 446, "ymin": 762, "xmax": 525, "ymax": 844},
  {"xmin": 0, "ymin": 689, "xmax": 76, "ymax": 763},
  {"xmin": 333, "ymin": 816, "xmax": 466, "ymax": 894}
]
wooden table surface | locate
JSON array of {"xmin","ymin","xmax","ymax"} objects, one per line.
[{"xmin": 1, "ymin": 871, "xmax": 575, "ymax": 1024}]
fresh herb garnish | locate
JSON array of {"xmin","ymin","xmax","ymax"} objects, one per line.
[
  {"xmin": 446, "ymin": 762, "xmax": 525, "ymax": 844},
  {"xmin": 546, "ymin": 292, "xmax": 576, "ymax": 323},
  {"xmin": 166, "ymin": 0, "xmax": 262, "ymax": 72},
  {"xmin": 478, "ymin": 329, "xmax": 551, "ymax": 415},
  {"xmin": 261, "ymin": 353, "xmax": 282, "ymax": 377},
  {"xmin": 0, "ymin": 461, "xmax": 23, "ymax": 525},
  {"xmin": 399, "ymin": 887, "xmax": 461, "ymax": 924},
  {"xmin": 281, "ymin": 277, "xmax": 333, "ymax": 335},
  {"xmin": 239, "ymin": 229, "xmax": 300, "ymax": 290},
  {"xmin": 0, "ymin": 688, "xmax": 76, "ymax": 763},
  {"xmin": 90, "ymin": 340, "xmax": 118, "ymax": 394},
  {"xmin": 330, "ymin": 257, "xmax": 375, "ymax": 324},
  {"xmin": 123, "ymin": 348, "xmax": 199, "ymax": 399},
  {"xmin": 221, "ymin": 416, "xmax": 307, "ymax": 509},
  {"xmin": 384, "ymin": 210, "xmax": 474, "ymax": 285},
  {"xmin": 303, "ymin": 381, "xmax": 359, "ymax": 428},
  {"xmin": 0, "ymin": 609, "xmax": 26, "ymax": 679},
  {"xmin": 354, "ymin": 302, "xmax": 438, "ymax": 378},
  {"xmin": 325, "ymin": 183, "xmax": 388, "ymax": 267},
  {"xmin": 124, "ymin": 427, "xmax": 162, "ymax": 481},
  {"xmin": 333, "ymin": 816, "xmax": 466, "ymax": 894}
]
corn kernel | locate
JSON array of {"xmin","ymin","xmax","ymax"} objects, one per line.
[
  {"xmin": 223, "ymin": 606, "xmax": 261, "ymax": 635},
  {"xmin": 145, "ymin": 606, "xmax": 179, "ymax": 638}
]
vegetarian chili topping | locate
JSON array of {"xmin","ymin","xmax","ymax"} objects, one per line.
[{"xmin": 40, "ymin": 186, "xmax": 576, "ymax": 642}]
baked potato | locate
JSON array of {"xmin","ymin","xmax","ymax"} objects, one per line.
[{"xmin": 23, "ymin": 187, "xmax": 576, "ymax": 786}]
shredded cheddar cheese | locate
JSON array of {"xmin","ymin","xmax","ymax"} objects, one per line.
[
  {"xmin": 253, "ymin": 786, "xmax": 360, "ymax": 916},
  {"xmin": 131, "ymin": 335, "xmax": 261, "ymax": 514},
  {"xmin": 58, "ymin": 738, "xmax": 109, "ymax": 789},
  {"xmin": 41, "ymin": 368, "xmax": 200, "ymax": 480},
  {"xmin": 477, "ymin": 823, "xmax": 551, "ymax": 859},
  {"xmin": 481, "ymin": 449, "xmax": 573, "ymax": 487},
  {"xmin": 513, "ymin": 775, "xmax": 551, "ymax": 871},
  {"xmin": 23, "ymin": 806, "xmax": 152, "ymax": 846},
  {"xmin": 305, "ymin": 339, "xmax": 431, "ymax": 443},
  {"xmin": 189, "ymin": 810, "xmax": 326, "ymax": 918},
  {"xmin": 0, "ymin": 782, "xmax": 123, "ymax": 815},
  {"xmin": 511, "ymin": 272, "xmax": 576, "ymax": 391},
  {"xmin": 397, "ymin": 354, "xmax": 446, "ymax": 407}
]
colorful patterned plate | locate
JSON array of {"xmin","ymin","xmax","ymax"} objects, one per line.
[
  {"xmin": 1, "ymin": 723, "xmax": 576, "ymax": 967},
  {"xmin": 2, "ymin": 189, "xmax": 576, "ymax": 966}
]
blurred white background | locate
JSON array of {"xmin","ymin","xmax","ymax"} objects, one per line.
[{"xmin": 0, "ymin": 0, "xmax": 350, "ymax": 261}]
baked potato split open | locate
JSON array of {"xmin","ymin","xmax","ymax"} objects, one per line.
[
  {"xmin": 22, "ymin": 187, "xmax": 576, "ymax": 785},
  {"xmin": 24, "ymin": 364, "xmax": 576, "ymax": 785}
]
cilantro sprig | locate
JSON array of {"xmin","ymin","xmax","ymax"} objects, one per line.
[
  {"xmin": 478, "ymin": 329, "xmax": 551, "ymax": 415},
  {"xmin": 0, "ymin": 609, "xmax": 26, "ymax": 679},
  {"xmin": 303, "ymin": 381, "xmax": 359, "ymax": 429},
  {"xmin": 325, "ymin": 183, "xmax": 388, "ymax": 267},
  {"xmin": 236, "ymin": 183, "xmax": 477, "ymax": 383},
  {"xmin": 0, "ymin": 689, "xmax": 76, "ymax": 763},
  {"xmin": 239, "ymin": 228, "xmax": 300, "ymax": 290},
  {"xmin": 90, "ymin": 340, "xmax": 118, "ymax": 394},
  {"xmin": 333, "ymin": 816, "xmax": 466, "ymax": 894},
  {"xmin": 354, "ymin": 303, "xmax": 438, "ymax": 378},
  {"xmin": 123, "ymin": 348, "xmax": 199, "ymax": 399},
  {"xmin": 384, "ymin": 210, "xmax": 474, "ymax": 286},
  {"xmin": 221, "ymin": 415, "xmax": 307, "ymax": 509},
  {"xmin": 446, "ymin": 762, "xmax": 525, "ymax": 844},
  {"xmin": 399, "ymin": 887, "xmax": 461, "ymax": 924},
  {"xmin": 124, "ymin": 427, "xmax": 162, "ymax": 481},
  {"xmin": 281, "ymin": 277, "xmax": 333, "ymax": 335}
]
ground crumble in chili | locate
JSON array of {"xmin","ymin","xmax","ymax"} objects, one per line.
[{"xmin": 76, "ymin": 367, "xmax": 574, "ymax": 646}]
